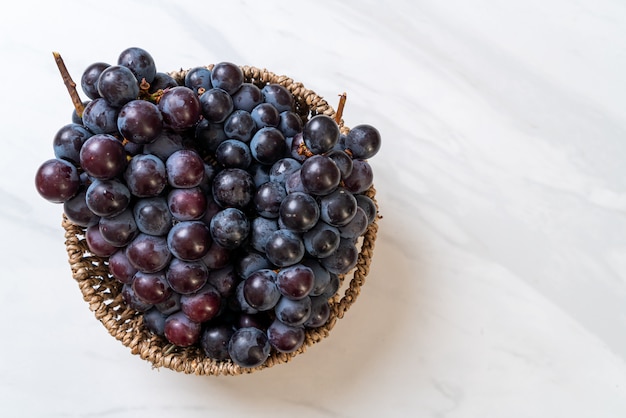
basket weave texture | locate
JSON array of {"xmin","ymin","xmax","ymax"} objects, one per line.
[{"xmin": 62, "ymin": 65, "xmax": 379, "ymax": 376}]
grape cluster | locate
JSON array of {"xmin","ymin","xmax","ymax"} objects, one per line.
[{"xmin": 35, "ymin": 47, "xmax": 381, "ymax": 369}]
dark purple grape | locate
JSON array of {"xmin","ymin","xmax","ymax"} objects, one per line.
[
  {"xmin": 212, "ymin": 168, "xmax": 255, "ymax": 209},
  {"xmin": 319, "ymin": 272, "xmax": 340, "ymax": 300},
  {"xmin": 85, "ymin": 223, "xmax": 117, "ymax": 257},
  {"xmin": 209, "ymin": 208, "xmax": 250, "ymax": 250},
  {"xmin": 250, "ymin": 102, "xmax": 280, "ymax": 128},
  {"xmin": 97, "ymin": 65, "xmax": 140, "ymax": 107},
  {"xmin": 343, "ymin": 159, "xmax": 374, "ymax": 194},
  {"xmin": 325, "ymin": 149, "xmax": 353, "ymax": 179},
  {"xmin": 216, "ymin": 139, "xmax": 252, "ymax": 169},
  {"xmin": 236, "ymin": 251, "xmax": 271, "ymax": 279},
  {"xmin": 285, "ymin": 169, "xmax": 306, "ymax": 194},
  {"xmin": 300, "ymin": 258, "xmax": 332, "ymax": 297},
  {"xmin": 63, "ymin": 190, "xmax": 99, "ymax": 227},
  {"xmin": 167, "ymin": 220, "xmax": 212, "ymax": 261},
  {"xmin": 132, "ymin": 270, "xmax": 172, "ymax": 304},
  {"xmin": 117, "ymin": 100, "xmax": 163, "ymax": 144},
  {"xmin": 210, "ymin": 62, "xmax": 243, "ymax": 95},
  {"xmin": 269, "ymin": 158, "xmax": 301, "ymax": 184},
  {"xmin": 195, "ymin": 119, "xmax": 227, "ymax": 154},
  {"xmin": 319, "ymin": 187, "xmax": 357, "ymax": 227},
  {"xmin": 126, "ymin": 233, "xmax": 171, "ymax": 273},
  {"xmin": 274, "ymin": 295, "xmax": 312, "ymax": 326},
  {"xmin": 338, "ymin": 206, "xmax": 368, "ymax": 240},
  {"xmin": 181, "ymin": 283, "xmax": 222, "ymax": 323},
  {"xmin": 155, "ymin": 291, "xmax": 181, "ymax": 315},
  {"xmin": 143, "ymin": 308, "xmax": 167, "ymax": 336},
  {"xmin": 206, "ymin": 265, "xmax": 238, "ymax": 297},
  {"xmin": 200, "ymin": 87, "xmax": 233, "ymax": 123},
  {"xmin": 356, "ymin": 194, "xmax": 377, "ymax": 225},
  {"xmin": 35, "ymin": 158, "xmax": 80, "ymax": 203},
  {"xmin": 249, "ymin": 163, "xmax": 271, "ymax": 187},
  {"xmin": 234, "ymin": 281, "xmax": 258, "ymax": 314},
  {"xmin": 81, "ymin": 98, "xmax": 119, "ymax": 134},
  {"xmin": 228, "ymin": 327, "xmax": 270, "ymax": 368},
  {"xmin": 166, "ymin": 258, "xmax": 208, "ymax": 294},
  {"xmin": 117, "ymin": 47, "xmax": 157, "ymax": 84},
  {"xmin": 320, "ymin": 238, "xmax": 359, "ymax": 275},
  {"xmin": 289, "ymin": 132, "xmax": 307, "ymax": 162},
  {"xmin": 149, "ymin": 72, "xmax": 179, "ymax": 93},
  {"xmin": 304, "ymin": 296, "xmax": 331, "ymax": 328},
  {"xmin": 201, "ymin": 242, "xmax": 232, "ymax": 270},
  {"xmin": 300, "ymin": 154, "xmax": 341, "ymax": 195},
  {"xmin": 201, "ymin": 324, "xmax": 235, "ymax": 361},
  {"xmin": 232, "ymin": 83, "xmax": 263, "ymax": 112},
  {"xmin": 267, "ymin": 319, "xmax": 305, "ymax": 353},
  {"xmin": 184, "ymin": 67, "xmax": 213, "ymax": 94},
  {"xmin": 53, "ymin": 123, "xmax": 92, "ymax": 165},
  {"xmin": 80, "ymin": 134, "xmax": 127, "ymax": 180},
  {"xmin": 302, "ymin": 114, "xmax": 340, "ymax": 154},
  {"xmin": 122, "ymin": 283, "xmax": 153, "ymax": 312},
  {"xmin": 85, "ymin": 178, "xmax": 131, "ymax": 218},
  {"xmin": 133, "ymin": 197, "xmax": 172, "ymax": 236},
  {"xmin": 108, "ymin": 249, "xmax": 138, "ymax": 284},
  {"xmin": 224, "ymin": 110, "xmax": 256, "ymax": 142},
  {"xmin": 98, "ymin": 208, "xmax": 137, "ymax": 247},
  {"xmin": 164, "ymin": 311, "xmax": 201, "ymax": 347},
  {"xmin": 158, "ymin": 86, "xmax": 202, "ymax": 131},
  {"xmin": 236, "ymin": 312, "xmax": 271, "ymax": 331},
  {"xmin": 143, "ymin": 130, "xmax": 184, "ymax": 161},
  {"xmin": 278, "ymin": 111, "xmax": 303, "ymax": 138},
  {"xmin": 166, "ymin": 149, "xmax": 205, "ymax": 188},
  {"xmin": 243, "ymin": 269, "xmax": 280, "ymax": 311},
  {"xmin": 81, "ymin": 62, "xmax": 109, "ymax": 100},
  {"xmin": 303, "ymin": 221, "xmax": 340, "ymax": 258},
  {"xmin": 276, "ymin": 264, "xmax": 315, "ymax": 300},
  {"xmin": 250, "ymin": 127, "xmax": 286, "ymax": 165},
  {"xmin": 279, "ymin": 192, "xmax": 319, "ymax": 232},
  {"xmin": 124, "ymin": 153, "xmax": 167, "ymax": 197},
  {"xmin": 254, "ymin": 181, "xmax": 286, "ymax": 218},
  {"xmin": 264, "ymin": 229, "xmax": 305, "ymax": 267},
  {"xmin": 250, "ymin": 217, "xmax": 279, "ymax": 253},
  {"xmin": 168, "ymin": 187, "xmax": 207, "ymax": 221},
  {"xmin": 261, "ymin": 84, "xmax": 294, "ymax": 113},
  {"xmin": 344, "ymin": 124, "xmax": 381, "ymax": 159}
]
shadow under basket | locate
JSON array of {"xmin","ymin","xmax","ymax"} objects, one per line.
[{"xmin": 62, "ymin": 65, "xmax": 379, "ymax": 376}]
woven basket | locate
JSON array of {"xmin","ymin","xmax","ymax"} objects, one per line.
[{"xmin": 62, "ymin": 65, "xmax": 379, "ymax": 376}]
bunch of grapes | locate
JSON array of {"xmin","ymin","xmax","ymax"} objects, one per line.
[{"xmin": 35, "ymin": 47, "xmax": 381, "ymax": 369}]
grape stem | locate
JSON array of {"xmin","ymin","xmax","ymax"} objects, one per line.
[
  {"xmin": 52, "ymin": 51, "xmax": 85, "ymax": 118},
  {"xmin": 334, "ymin": 92, "xmax": 347, "ymax": 125}
]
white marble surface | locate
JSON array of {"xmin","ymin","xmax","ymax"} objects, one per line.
[{"xmin": 1, "ymin": 0, "xmax": 626, "ymax": 416}]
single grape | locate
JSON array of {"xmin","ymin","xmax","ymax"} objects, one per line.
[
  {"xmin": 319, "ymin": 272, "xmax": 340, "ymax": 300},
  {"xmin": 121, "ymin": 283, "xmax": 153, "ymax": 312},
  {"xmin": 206, "ymin": 265, "xmax": 238, "ymax": 297},
  {"xmin": 195, "ymin": 119, "xmax": 227, "ymax": 154},
  {"xmin": 228, "ymin": 327, "xmax": 270, "ymax": 368},
  {"xmin": 261, "ymin": 84, "xmax": 294, "ymax": 113},
  {"xmin": 97, "ymin": 65, "xmax": 140, "ymax": 107},
  {"xmin": 355, "ymin": 194, "xmax": 377, "ymax": 225},
  {"xmin": 250, "ymin": 217, "xmax": 279, "ymax": 253},
  {"xmin": 199, "ymin": 87, "xmax": 233, "ymax": 123},
  {"xmin": 232, "ymin": 83, "xmax": 263, "ymax": 112},
  {"xmin": 302, "ymin": 114, "xmax": 340, "ymax": 154},
  {"xmin": 201, "ymin": 324, "xmax": 235, "ymax": 361},
  {"xmin": 117, "ymin": 99, "xmax": 163, "ymax": 144},
  {"xmin": 81, "ymin": 98, "xmax": 119, "ymax": 134},
  {"xmin": 216, "ymin": 139, "xmax": 252, "ymax": 169},
  {"xmin": 117, "ymin": 46, "xmax": 157, "ymax": 84},
  {"xmin": 133, "ymin": 197, "xmax": 172, "ymax": 236},
  {"xmin": 63, "ymin": 190, "xmax": 99, "ymax": 227},
  {"xmin": 166, "ymin": 258, "xmax": 208, "ymax": 294},
  {"xmin": 124, "ymin": 153, "xmax": 167, "ymax": 197},
  {"xmin": 303, "ymin": 221, "xmax": 340, "ymax": 258},
  {"xmin": 319, "ymin": 187, "xmax": 358, "ymax": 227},
  {"xmin": 53, "ymin": 123, "xmax": 92, "ymax": 165},
  {"xmin": 300, "ymin": 154, "xmax": 341, "ymax": 195},
  {"xmin": 250, "ymin": 127, "xmax": 286, "ymax": 165},
  {"xmin": 338, "ymin": 206, "xmax": 369, "ymax": 240},
  {"xmin": 250, "ymin": 102, "xmax": 280, "ymax": 128},
  {"xmin": 234, "ymin": 281, "xmax": 259, "ymax": 314},
  {"xmin": 278, "ymin": 111, "xmax": 303, "ymax": 138},
  {"xmin": 85, "ymin": 223, "xmax": 117, "ymax": 257},
  {"xmin": 285, "ymin": 169, "xmax": 306, "ymax": 194},
  {"xmin": 269, "ymin": 158, "xmax": 301, "ymax": 184},
  {"xmin": 254, "ymin": 181, "xmax": 286, "ymax": 218},
  {"xmin": 325, "ymin": 149, "xmax": 353, "ymax": 179},
  {"xmin": 168, "ymin": 187, "xmax": 207, "ymax": 221},
  {"xmin": 223, "ymin": 110, "xmax": 256, "ymax": 142},
  {"xmin": 164, "ymin": 311, "xmax": 201, "ymax": 347},
  {"xmin": 166, "ymin": 149, "xmax": 205, "ymax": 188},
  {"xmin": 264, "ymin": 229, "xmax": 305, "ymax": 267},
  {"xmin": 184, "ymin": 66, "xmax": 213, "ymax": 94},
  {"xmin": 300, "ymin": 257, "xmax": 332, "ymax": 297},
  {"xmin": 143, "ymin": 130, "xmax": 184, "ymax": 161},
  {"xmin": 181, "ymin": 283, "xmax": 222, "ymax": 323},
  {"xmin": 143, "ymin": 308, "xmax": 167, "ymax": 336},
  {"xmin": 126, "ymin": 233, "xmax": 172, "ymax": 273},
  {"xmin": 320, "ymin": 238, "xmax": 359, "ymax": 275},
  {"xmin": 210, "ymin": 62, "xmax": 244, "ymax": 95},
  {"xmin": 236, "ymin": 251, "xmax": 271, "ymax": 279},
  {"xmin": 304, "ymin": 296, "xmax": 331, "ymax": 328},
  {"xmin": 210, "ymin": 208, "xmax": 250, "ymax": 249},
  {"xmin": 201, "ymin": 242, "xmax": 232, "ymax": 270},
  {"xmin": 81, "ymin": 62, "xmax": 110, "ymax": 100},
  {"xmin": 132, "ymin": 270, "xmax": 172, "ymax": 305},
  {"xmin": 35, "ymin": 158, "xmax": 80, "ymax": 203},
  {"xmin": 267, "ymin": 319, "xmax": 305, "ymax": 353},
  {"xmin": 342, "ymin": 159, "xmax": 374, "ymax": 194},
  {"xmin": 80, "ymin": 134, "xmax": 127, "ymax": 180},
  {"xmin": 278, "ymin": 191, "xmax": 319, "ymax": 232},
  {"xmin": 155, "ymin": 291, "xmax": 181, "ymax": 315},
  {"xmin": 344, "ymin": 124, "xmax": 381, "ymax": 159},
  {"xmin": 109, "ymin": 249, "xmax": 138, "ymax": 284},
  {"xmin": 167, "ymin": 220, "xmax": 212, "ymax": 261},
  {"xmin": 158, "ymin": 86, "xmax": 202, "ymax": 131},
  {"xmin": 85, "ymin": 178, "xmax": 131, "ymax": 218},
  {"xmin": 149, "ymin": 72, "xmax": 179, "ymax": 93},
  {"xmin": 276, "ymin": 264, "xmax": 315, "ymax": 300},
  {"xmin": 236, "ymin": 312, "xmax": 272, "ymax": 331},
  {"xmin": 212, "ymin": 168, "xmax": 255, "ymax": 209},
  {"xmin": 243, "ymin": 269, "xmax": 280, "ymax": 311},
  {"xmin": 98, "ymin": 208, "xmax": 138, "ymax": 247},
  {"xmin": 274, "ymin": 295, "xmax": 312, "ymax": 327}
]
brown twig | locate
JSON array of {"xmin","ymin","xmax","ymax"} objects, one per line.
[
  {"xmin": 334, "ymin": 92, "xmax": 347, "ymax": 125},
  {"xmin": 52, "ymin": 51, "xmax": 85, "ymax": 118}
]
